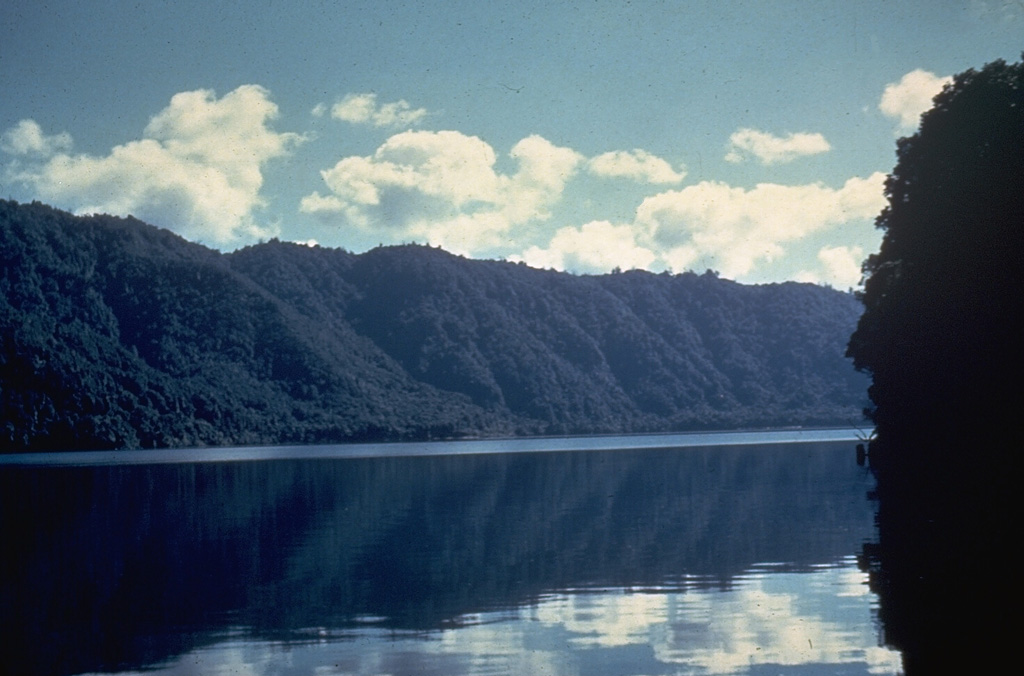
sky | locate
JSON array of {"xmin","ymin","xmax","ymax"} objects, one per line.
[{"xmin": 1, "ymin": 1, "xmax": 1021, "ymax": 287}]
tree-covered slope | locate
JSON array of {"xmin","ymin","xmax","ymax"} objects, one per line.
[{"xmin": 2, "ymin": 200, "xmax": 867, "ymax": 451}]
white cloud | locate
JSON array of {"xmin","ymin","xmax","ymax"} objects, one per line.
[
  {"xmin": 635, "ymin": 173, "xmax": 886, "ymax": 279},
  {"xmin": 795, "ymin": 245, "xmax": 866, "ymax": 289},
  {"xmin": 330, "ymin": 92, "xmax": 428, "ymax": 128},
  {"xmin": 506, "ymin": 134, "xmax": 584, "ymax": 222},
  {"xmin": 7, "ymin": 85, "xmax": 303, "ymax": 244},
  {"xmin": 510, "ymin": 220, "xmax": 656, "ymax": 273},
  {"xmin": 725, "ymin": 128, "xmax": 831, "ymax": 165},
  {"xmin": 879, "ymin": 69, "xmax": 953, "ymax": 132},
  {"xmin": 817, "ymin": 245, "xmax": 866, "ymax": 288},
  {"xmin": 504, "ymin": 172, "xmax": 884, "ymax": 282},
  {"xmin": 0, "ymin": 119, "xmax": 72, "ymax": 156},
  {"xmin": 587, "ymin": 149, "xmax": 686, "ymax": 184},
  {"xmin": 301, "ymin": 130, "xmax": 582, "ymax": 253}
]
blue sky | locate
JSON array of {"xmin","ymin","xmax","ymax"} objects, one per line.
[{"xmin": 2, "ymin": 1, "xmax": 1021, "ymax": 286}]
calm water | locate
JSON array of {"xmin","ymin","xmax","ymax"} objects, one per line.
[{"xmin": 0, "ymin": 432, "xmax": 902, "ymax": 675}]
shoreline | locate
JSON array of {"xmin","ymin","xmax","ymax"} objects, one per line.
[{"xmin": 0, "ymin": 426, "xmax": 867, "ymax": 467}]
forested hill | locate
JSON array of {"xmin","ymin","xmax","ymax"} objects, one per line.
[{"xmin": 1, "ymin": 199, "xmax": 868, "ymax": 451}]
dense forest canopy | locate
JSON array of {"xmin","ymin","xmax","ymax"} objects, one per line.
[
  {"xmin": 847, "ymin": 56, "xmax": 1023, "ymax": 675},
  {"xmin": 2, "ymin": 199, "xmax": 867, "ymax": 451},
  {"xmin": 848, "ymin": 56, "xmax": 1024, "ymax": 463}
]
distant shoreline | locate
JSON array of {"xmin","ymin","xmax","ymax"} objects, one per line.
[{"xmin": 0, "ymin": 426, "xmax": 866, "ymax": 467}]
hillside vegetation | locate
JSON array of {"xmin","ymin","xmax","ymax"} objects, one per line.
[{"xmin": 1, "ymin": 200, "xmax": 867, "ymax": 451}]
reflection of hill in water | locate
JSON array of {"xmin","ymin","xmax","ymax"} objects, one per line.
[{"xmin": 1, "ymin": 442, "xmax": 876, "ymax": 676}]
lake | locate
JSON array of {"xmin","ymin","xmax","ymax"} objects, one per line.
[{"xmin": 0, "ymin": 430, "xmax": 903, "ymax": 675}]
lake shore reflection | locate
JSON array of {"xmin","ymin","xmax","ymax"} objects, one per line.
[{"xmin": 1, "ymin": 438, "xmax": 899, "ymax": 675}]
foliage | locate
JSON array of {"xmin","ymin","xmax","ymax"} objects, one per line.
[
  {"xmin": 847, "ymin": 56, "xmax": 1024, "ymax": 461},
  {"xmin": 3, "ymin": 199, "xmax": 867, "ymax": 451},
  {"xmin": 847, "ymin": 57, "xmax": 1024, "ymax": 674}
]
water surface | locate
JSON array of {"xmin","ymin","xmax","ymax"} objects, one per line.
[{"xmin": 0, "ymin": 433, "xmax": 900, "ymax": 675}]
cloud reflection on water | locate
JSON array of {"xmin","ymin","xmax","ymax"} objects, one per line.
[{"xmin": 113, "ymin": 557, "xmax": 901, "ymax": 676}]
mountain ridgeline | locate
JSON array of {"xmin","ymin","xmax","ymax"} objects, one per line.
[{"xmin": 1, "ymin": 200, "xmax": 868, "ymax": 451}]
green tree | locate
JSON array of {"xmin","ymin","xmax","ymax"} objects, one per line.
[
  {"xmin": 847, "ymin": 57, "xmax": 1024, "ymax": 674},
  {"xmin": 848, "ymin": 56, "xmax": 1024, "ymax": 466}
]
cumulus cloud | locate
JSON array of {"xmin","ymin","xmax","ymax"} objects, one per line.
[
  {"xmin": 301, "ymin": 126, "xmax": 881, "ymax": 281},
  {"xmin": 879, "ymin": 69, "xmax": 953, "ymax": 132},
  {"xmin": 506, "ymin": 135, "xmax": 584, "ymax": 222},
  {"xmin": 817, "ymin": 245, "xmax": 865, "ymax": 288},
  {"xmin": 795, "ymin": 245, "xmax": 866, "ymax": 289},
  {"xmin": 301, "ymin": 130, "xmax": 582, "ymax": 253},
  {"xmin": 505, "ymin": 171, "xmax": 883, "ymax": 281},
  {"xmin": 724, "ymin": 128, "xmax": 831, "ymax": 165},
  {"xmin": 635, "ymin": 173, "xmax": 886, "ymax": 279},
  {"xmin": 329, "ymin": 92, "xmax": 429, "ymax": 128},
  {"xmin": 0, "ymin": 119, "xmax": 72, "ymax": 156},
  {"xmin": 510, "ymin": 221, "xmax": 656, "ymax": 273},
  {"xmin": 587, "ymin": 149, "xmax": 686, "ymax": 184},
  {"xmin": 5, "ymin": 85, "xmax": 303, "ymax": 244}
]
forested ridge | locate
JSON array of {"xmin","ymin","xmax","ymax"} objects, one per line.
[{"xmin": 1, "ymin": 199, "xmax": 867, "ymax": 451}]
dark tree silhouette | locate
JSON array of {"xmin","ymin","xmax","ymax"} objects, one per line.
[
  {"xmin": 847, "ymin": 56, "xmax": 1023, "ymax": 675},
  {"xmin": 848, "ymin": 56, "xmax": 1024, "ymax": 467}
]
